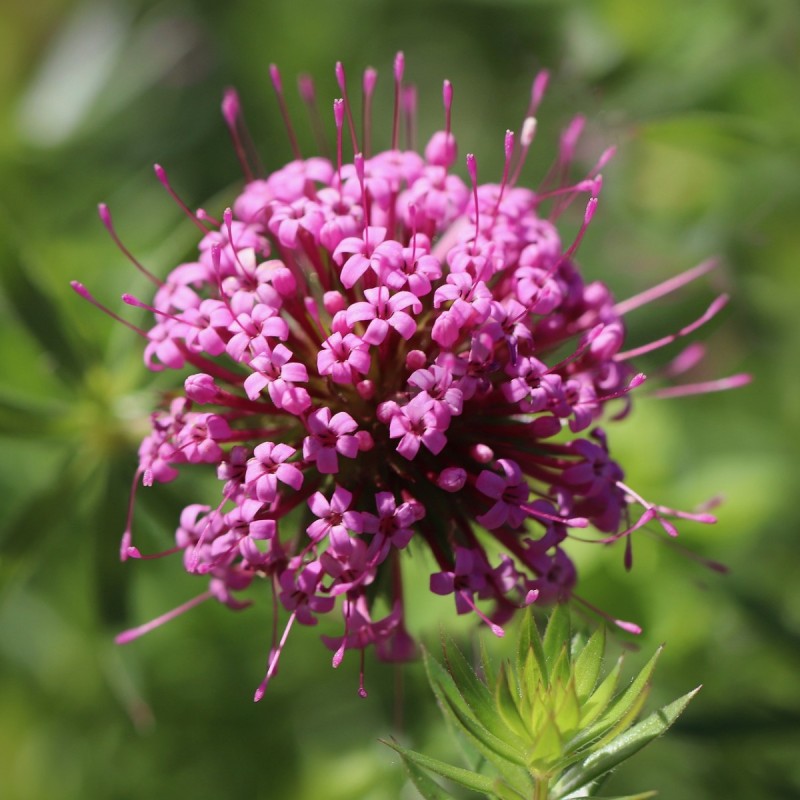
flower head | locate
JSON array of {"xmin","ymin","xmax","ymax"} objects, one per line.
[{"xmin": 87, "ymin": 54, "xmax": 749, "ymax": 699}]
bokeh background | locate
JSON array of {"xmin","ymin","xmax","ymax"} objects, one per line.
[{"xmin": 1, "ymin": 0, "xmax": 798, "ymax": 798}]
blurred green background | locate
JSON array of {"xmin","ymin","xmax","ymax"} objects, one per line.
[{"xmin": 0, "ymin": 0, "xmax": 798, "ymax": 798}]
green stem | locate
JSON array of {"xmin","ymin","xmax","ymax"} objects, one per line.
[{"xmin": 533, "ymin": 776, "xmax": 549, "ymax": 800}]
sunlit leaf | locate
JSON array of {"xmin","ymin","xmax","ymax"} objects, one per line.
[
  {"xmin": 443, "ymin": 638, "xmax": 521, "ymax": 746},
  {"xmin": 382, "ymin": 738, "xmax": 497, "ymax": 795},
  {"xmin": 573, "ymin": 627, "xmax": 605, "ymax": 704},
  {"xmin": 552, "ymin": 687, "xmax": 701, "ymax": 798},
  {"xmin": 576, "ymin": 656, "xmax": 623, "ymax": 731},
  {"xmin": 577, "ymin": 648, "xmax": 663, "ymax": 746},
  {"xmin": 543, "ymin": 604, "xmax": 571, "ymax": 670}
]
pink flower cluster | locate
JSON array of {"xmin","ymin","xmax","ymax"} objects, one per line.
[{"xmin": 86, "ymin": 54, "xmax": 748, "ymax": 699}]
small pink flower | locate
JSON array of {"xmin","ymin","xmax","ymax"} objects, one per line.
[
  {"xmin": 317, "ymin": 332, "xmax": 371, "ymax": 383},
  {"xmin": 245, "ymin": 442, "xmax": 303, "ymax": 503},
  {"xmin": 302, "ymin": 407, "xmax": 359, "ymax": 474}
]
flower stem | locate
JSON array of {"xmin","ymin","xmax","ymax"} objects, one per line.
[{"xmin": 534, "ymin": 776, "xmax": 549, "ymax": 800}]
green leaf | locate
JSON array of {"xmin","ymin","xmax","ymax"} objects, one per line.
[
  {"xmin": 381, "ymin": 738, "xmax": 497, "ymax": 795},
  {"xmin": 442, "ymin": 638, "xmax": 521, "ymax": 746},
  {"xmin": 517, "ymin": 607, "xmax": 547, "ymax": 686},
  {"xmin": 591, "ymin": 684, "xmax": 651, "ymax": 753},
  {"xmin": 573, "ymin": 627, "xmax": 605, "ymax": 704},
  {"xmin": 548, "ymin": 646, "xmax": 572, "ymax": 693},
  {"xmin": 425, "ymin": 650, "xmax": 530, "ymax": 785},
  {"xmin": 577, "ymin": 647, "xmax": 663, "ymax": 747},
  {"xmin": 576, "ymin": 656, "xmax": 623, "ymax": 731},
  {"xmin": 494, "ymin": 662, "xmax": 530, "ymax": 742},
  {"xmin": 543, "ymin": 604, "xmax": 571, "ymax": 670},
  {"xmin": 491, "ymin": 777, "xmax": 528, "ymax": 800},
  {"xmin": 518, "ymin": 649, "xmax": 540, "ymax": 724},
  {"xmin": 528, "ymin": 711, "xmax": 563, "ymax": 769},
  {"xmin": 391, "ymin": 747, "xmax": 453, "ymax": 800},
  {"xmin": 480, "ymin": 634, "xmax": 497, "ymax": 689},
  {"xmin": 554, "ymin": 678, "xmax": 581, "ymax": 738},
  {"xmin": 552, "ymin": 687, "xmax": 701, "ymax": 798}
]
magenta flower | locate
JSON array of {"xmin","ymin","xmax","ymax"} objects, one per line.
[
  {"xmin": 302, "ymin": 408, "xmax": 360, "ymax": 474},
  {"xmin": 85, "ymin": 53, "xmax": 749, "ymax": 698}
]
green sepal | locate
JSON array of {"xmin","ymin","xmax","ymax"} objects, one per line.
[
  {"xmin": 382, "ymin": 738, "xmax": 497, "ymax": 795},
  {"xmin": 552, "ymin": 686, "xmax": 701, "ymax": 798}
]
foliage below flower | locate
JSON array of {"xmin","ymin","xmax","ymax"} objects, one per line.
[{"xmin": 384, "ymin": 606, "xmax": 699, "ymax": 800}]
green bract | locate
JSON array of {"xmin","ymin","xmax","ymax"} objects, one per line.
[{"xmin": 383, "ymin": 606, "xmax": 698, "ymax": 800}]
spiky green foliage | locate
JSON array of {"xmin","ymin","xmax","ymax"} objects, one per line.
[{"xmin": 384, "ymin": 606, "xmax": 698, "ymax": 799}]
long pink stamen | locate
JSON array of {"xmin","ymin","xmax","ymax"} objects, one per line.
[
  {"xmin": 522, "ymin": 504, "xmax": 588, "ymax": 528},
  {"xmin": 269, "ymin": 64, "xmax": 302, "ymax": 160},
  {"xmin": 298, "ymin": 73, "xmax": 329, "ymax": 156},
  {"xmin": 115, "ymin": 591, "xmax": 213, "ymax": 644},
  {"xmin": 598, "ymin": 372, "xmax": 647, "ymax": 402},
  {"xmin": 402, "ymin": 84, "xmax": 417, "ymax": 151},
  {"xmin": 355, "ymin": 152, "xmax": 370, "ymax": 230},
  {"xmin": 573, "ymin": 594, "xmax": 642, "ymax": 635},
  {"xmin": 462, "ymin": 592, "xmax": 504, "ymax": 637},
  {"xmin": 333, "ymin": 99, "xmax": 345, "ymax": 186},
  {"xmin": 528, "ymin": 69, "xmax": 550, "ymax": 116},
  {"xmin": 617, "ymin": 480, "xmax": 678, "ymax": 538},
  {"xmin": 547, "ymin": 193, "xmax": 598, "ymax": 275},
  {"xmin": 663, "ymin": 343, "xmax": 707, "ymax": 377},
  {"xmin": 333, "ymin": 598, "xmax": 350, "ymax": 668},
  {"xmin": 466, "ymin": 153, "xmax": 479, "ymax": 242},
  {"xmin": 492, "ymin": 130, "xmax": 515, "ymax": 216},
  {"xmin": 613, "ymin": 259, "xmax": 718, "ymax": 316},
  {"xmin": 153, "ymin": 165, "xmax": 210, "ymax": 233},
  {"xmin": 254, "ymin": 610, "xmax": 297, "ymax": 702},
  {"xmin": 221, "ymin": 88, "xmax": 255, "ymax": 182},
  {"xmin": 222, "ymin": 206, "xmax": 250, "ymax": 274},
  {"xmin": 98, "ymin": 204, "xmax": 163, "ymax": 286},
  {"xmin": 126, "ymin": 544, "xmax": 185, "ymax": 560},
  {"xmin": 358, "ymin": 649, "xmax": 368, "ymax": 698},
  {"xmin": 443, "ymin": 79, "xmax": 453, "ymax": 137},
  {"xmin": 650, "ymin": 373, "xmax": 752, "ymax": 399},
  {"xmin": 391, "ymin": 51, "xmax": 404, "ymax": 150},
  {"xmin": 569, "ymin": 507, "xmax": 656, "ymax": 545},
  {"xmin": 335, "ymin": 61, "xmax": 359, "ymax": 154},
  {"xmin": 362, "ymin": 67, "xmax": 378, "ymax": 157},
  {"xmin": 658, "ymin": 537, "xmax": 729, "ymax": 574},
  {"xmin": 616, "ymin": 294, "xmax": 730, "ymax": 361},
  {"xmin": 121, "ymin": 293, "xmax": 184, "ymax": 325},
  {"xmin": 510, "ymin": 117, "xmax": 537, "ymax": 188},
  {"xmin": 71, "ymin": 281, "xmax": 146, "ymax": 336},
  {"xmin": 120, "ymin": 468, "xmax": 143, "ymax": 560}
]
